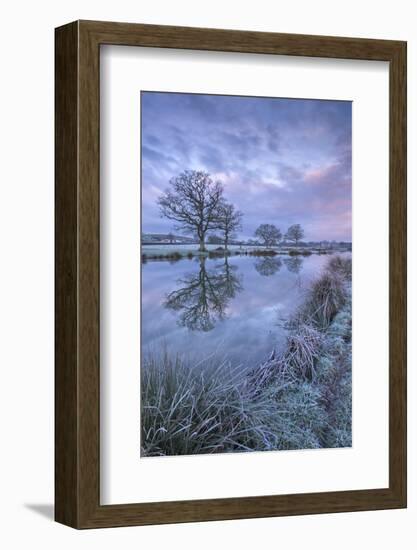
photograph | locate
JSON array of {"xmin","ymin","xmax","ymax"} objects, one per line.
[{"xmin": 140, "ymin": 91, "xmax": 352, "ymax": 457}]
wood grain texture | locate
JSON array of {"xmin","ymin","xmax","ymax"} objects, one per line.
[
  {"xmin": 55, "ymin": 21, "xmax": 79, "ymax": 527},
  {"xmin": 388, "ymin": 41, "xmax": 407, "ymax": 504},
  {"xmin": 55, "ymin": 20, "xmax": 407, "ymax": 529}
]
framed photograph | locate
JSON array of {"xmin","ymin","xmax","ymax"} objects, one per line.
[{"xmin": 55, "ymin": 20, "xmax": 406, "ymax": 528}]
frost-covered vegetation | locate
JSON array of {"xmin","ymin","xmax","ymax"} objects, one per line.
[
  {"xmin": 141, "ymin": 244, "xmax": 339, "ymax": 262},
  {"xmin": 141, "ymin": 256, "xmax": 352, "ymax": 456}
]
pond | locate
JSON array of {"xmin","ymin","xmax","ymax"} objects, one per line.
[{"xmin": 141, "ymin": 253, "xmax": 334, "ymax": 369}]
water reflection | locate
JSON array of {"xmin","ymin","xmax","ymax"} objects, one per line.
[
  {"xmin": 164, "ymin": 257, "xmax": 243, "ymax": 332},
  {"xmin": 284, "ymin": 256, "xmax": 304, "ymax": 274},
  {"xmin": 254, "ymin": 256, "xmax": 282, "ymax": 276},
  {"xmin": 142, "ymin": 253, "xmax": 336, "ymax": 367}
]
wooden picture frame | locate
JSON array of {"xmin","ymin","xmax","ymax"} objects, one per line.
[{"xmin": 55, "ymin": 20, "xmax": 407, "ymax": 528}]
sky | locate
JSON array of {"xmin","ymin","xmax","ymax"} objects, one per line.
[{"xmin": 141, "ymin": 92, "xmax": 352, "ymax": 242}]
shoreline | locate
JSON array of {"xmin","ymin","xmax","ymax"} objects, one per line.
[{"xmin": 141, "ymin": 246, "xmax": 348, "ymax": 262}]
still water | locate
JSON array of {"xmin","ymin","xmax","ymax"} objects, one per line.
[{"xmin": 141, "ymin": 254, "xmax": 331, "ymax": 368}]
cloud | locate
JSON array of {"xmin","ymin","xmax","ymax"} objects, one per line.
[{"xmin": 141, "ymin": 92, "xmax": 351, "ymax": 240}]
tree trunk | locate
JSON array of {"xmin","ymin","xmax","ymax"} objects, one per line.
[
  {"xmin": 224, "ymin": 236, "xmax": 228, "ymax": 251},
  {"xmin": 199, "ymin": 237, "xmax": 206, "ymax": 252}
]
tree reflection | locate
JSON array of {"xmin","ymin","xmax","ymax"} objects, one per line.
[
  {"xmin": 283, "ymin": 256, "xmax": 304, "ymax": 274},
  {"xmin": 164, "ymin": 257, "xmax": 243, "ymax": 332},
  {"xmin": 254, "ymin": 256, "xmax": 282, "ymax": 276}
]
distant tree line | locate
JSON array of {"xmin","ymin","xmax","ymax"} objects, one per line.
[
  {"xmin": 158, "ymin": 169, "xmax": 306, "ymax": 251},
  {"xmin": 254, "ymin": 223, "xmax": 305, "ymax": 248}
]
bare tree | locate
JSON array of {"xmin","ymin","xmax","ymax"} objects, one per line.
[
  {"xmin": 286, "ymin": 224, "xmax": 305, "ymax": 246},
  {"xmin": 158, "ymin": 170, "xmax": 223, "ymax": 252},
  {"xmin": 215, "ymin": 202, "xmax": 243, "ymax": 251},
  {"xmin": 254, "ymin": 224, "xmax": 282, "ymax": 248}
]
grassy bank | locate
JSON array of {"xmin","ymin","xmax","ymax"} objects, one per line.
[
  {"xmin": 141, "ymin": 245, "xmax": 341, "ymax": 262},
  {"xmin": 141, "ymin": 256, "xmax": 352, "ymax": 456}
]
